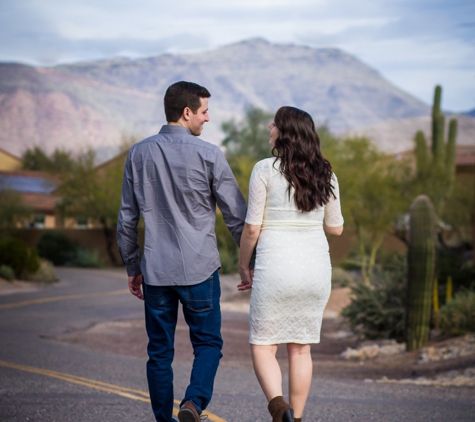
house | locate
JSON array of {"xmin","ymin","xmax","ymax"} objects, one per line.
[
  {"xmin": 0, "ymin": 147, "xmax": 22, "ymax": 171},
  {"xmin": 456, "ymin": 145, "xmax": 475, "ymax": 175},
  {"xmin": 0, "ymin": 170, "xmax": 59, "ymax": 228}
]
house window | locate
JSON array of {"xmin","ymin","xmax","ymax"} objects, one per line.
[
  {"xmin": 32, "ymin": 214, "xmax": 45, "ymax": 228},
  {"xmin": 77, "ymin": 217, "xmax": 88, "ymax": 228}
]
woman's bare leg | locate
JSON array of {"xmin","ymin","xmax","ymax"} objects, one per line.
[
  {"xmin": 287, "ymin": 343, "xmax": 312, "ymax": 418},
  {"xmin": 251, "ymin": 344, "xmax": 282, "ymax": 401}
]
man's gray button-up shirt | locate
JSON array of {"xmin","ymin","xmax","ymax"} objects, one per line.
[{"xmin": 117, "ymin": 125, "xmax": 247, "ymax": 286}]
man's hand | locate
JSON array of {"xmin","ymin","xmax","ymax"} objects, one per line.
[
  {"xmin": 237, "ymin": 268, "xmax": 253, "ymax": 291},
  {"xmin": 128, "ymin": 274, "xmax": 144, "ymax": 300}
]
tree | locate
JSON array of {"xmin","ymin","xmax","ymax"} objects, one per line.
[
  {"xmin": 216, "ymin": 106, "xmax": 274, "ymax": 272},
  {"xmin": 440, "ymin": 173, "xmax": 474, "ymax": 245},
  {"xmin": 221, "ymin": 106, "xmax": 275, "ymax": 199},
  {"xmin": 22, "ymin": 146, "xmax": 76, "ymax": 174},
  {"xmin": 0, "ymin": 188, "xmax": 31, "ymax": 234},
  {"xmin": 222, "ymin": 106, "xmax": 274, "ymax": 162},
  {"xmin": 331, "ymin": 136, "xmax": 412, "ymax": 283},
  {"xmin": 58, "ymin": 150, "xmax": 124, "ymax": 265}
]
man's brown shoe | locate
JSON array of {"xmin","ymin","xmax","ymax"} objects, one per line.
[{"xmin": 178, "ymin": 401, "xmax": 200, "ymax": 422}]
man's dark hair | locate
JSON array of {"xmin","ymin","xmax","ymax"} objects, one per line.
[{"xmin": 164, "ymin": 81, "xmax": 211, "ymax": 123}]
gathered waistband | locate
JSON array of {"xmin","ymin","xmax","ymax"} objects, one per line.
[{"xmin": 261, "ymin": 220, "xmax": 323, "ymax": 229}]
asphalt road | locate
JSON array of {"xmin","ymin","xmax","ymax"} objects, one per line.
[{"xmin": 0, "ymin": 268, "xmax": 474, "ymax": 421}]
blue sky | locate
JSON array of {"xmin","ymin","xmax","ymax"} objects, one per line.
[{"xmin": 1, "ymin": 0, "xmax": 474, "ymax": 112}]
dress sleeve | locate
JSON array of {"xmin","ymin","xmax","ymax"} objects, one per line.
[
  {"xmin": 324, "ymin": 173, "xmax": 344, "ymax": 227},
  {"xmin": 245, "ymin": 159, "xmax": 270, "ymax": 225}
]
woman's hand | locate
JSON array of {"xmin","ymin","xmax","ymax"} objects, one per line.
[
  {"xmin": 238, "ymin": 223, "xmax": 261, "ymax": 291},
  {"xmin": 237, "ymin": 268, "xmax": 254, "ymax": 291}
]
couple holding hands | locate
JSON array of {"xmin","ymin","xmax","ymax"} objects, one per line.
[{"xmin": 117, "ymin": 81, "xmax": 343, "ymax": 422}]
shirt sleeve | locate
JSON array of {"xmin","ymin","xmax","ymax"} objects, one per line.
[
  {"xmin": 324, "ymin": 173, "xmax": 344, "ymax": 227},
  {"xmin": 116, "ymin": 151, "xmax": 142, "ymax": 276},
  {"xmin": 245, "ymin": 159, "xmax": 270, "ymax": 225},
  {"xmin": 211, "ymin": 148, "xmax": 247, "ymax": 246}
]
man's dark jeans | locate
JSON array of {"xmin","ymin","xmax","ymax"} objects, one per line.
[{"xmin": 143, "ymin": 271, "xmax": 223, "ymax": 422}]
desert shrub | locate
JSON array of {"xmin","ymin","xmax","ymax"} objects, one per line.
[
  {"xmin": 73, "ymin": 248, "xmax": 103, "ymax": 268},
  {"xmin": 37, "ymin": 232, "xmax": 77, "ymax": 265},
  {"xmin": 434, "ymin": 289, "xmax": 475, "ymax": 336},
  {"xmin": 331, "ymin": 267, "xmax": 356, "ymax": 287},
  {"xmin": 0, "ymin": 238, "xmax": 40, "ymax": 278},
  {"xmin": 215, "ymin": 212, "xmax": 239, "ymax": 274},
  {"xmin": 0, "ymin": 265, "xmax": 15, "ymax": 281},
  {"xmin": 219, "ymin": 248, "xmax": 239, "ymax": 274},
  {"xmin": 436, "ymin": 248, "xmax": 475, "ymax": 299},
  {"xmin": 24, "ymin": 259, "xmax": 57, "ymax": 283},
  {"xmin": 339, "ymin": 259, "xmax": 362, "ymax": 271},
  {"xmin": 341, "ymin": 254, "xmax": 407, "ymax": 341}
]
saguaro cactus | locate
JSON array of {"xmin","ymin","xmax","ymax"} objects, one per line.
[
  {"xmin": 406, "ymin": 195, "xmax": 436, "ymax": 351},
  {"xmin": 414, "ymin": 86, "xmax": 458, "ymax": 215}
]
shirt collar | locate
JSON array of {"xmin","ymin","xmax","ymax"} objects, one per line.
[{"xmin": 159, "ymin": 124, "xmax": 192, "ymax": 135}]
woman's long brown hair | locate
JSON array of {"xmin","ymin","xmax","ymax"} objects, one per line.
[{"xmin": 272, "ymin": 106, "xmax": 334, "ymax": 212}]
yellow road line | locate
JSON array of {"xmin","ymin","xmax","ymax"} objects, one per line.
[
  {"xmin": 0, "ymin": 360, "xmax": 226, "ymax": 421},
  {"xmin": 0, "ymin": 289, "xmax": 130, "ymax": 310}
]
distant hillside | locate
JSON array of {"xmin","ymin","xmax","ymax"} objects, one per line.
[
  {"xmin": 465, "ymin": 108, "xmax": 475, "ymax": 117},
  {"xmin": 0, "ymin": 38, "xmax": 430, "ymax": 159},
  {"xmin": 348, "ymin": 114, "xmax": 475, "ymax": 153}
]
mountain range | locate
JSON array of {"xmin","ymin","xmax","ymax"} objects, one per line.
[
  {"xmin": 0, "ymin": 38, "xmax": 472, "ymax": 161},
  {"xmin": 348, "ymin": 114, "xmax": 475, "ymax": 154}
]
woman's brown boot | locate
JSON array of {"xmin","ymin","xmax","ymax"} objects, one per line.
[
  {"xmin": 294, "ymin": 418, "xmax": 302, "ymax": 422},
  {"xmin": 268, "ymin": 396, "xmax": 294, "ymax": 422}
]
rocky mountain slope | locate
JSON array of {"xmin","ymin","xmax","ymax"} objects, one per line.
[
  {"xmin": 0, "ymin": 38, "xmax": 434, "ymax": 159},
  {"xmin": 348, "ymin": 114, "xmax": 475, "ymax": 153}
]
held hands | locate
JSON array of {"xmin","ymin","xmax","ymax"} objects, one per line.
[
  {"xmin": 237, "ymin": 268, "xmax": 254, "ymax": 291},
  {"xmin": 128, "ymin": 274, "xmax": 144, "ymax": 300}
]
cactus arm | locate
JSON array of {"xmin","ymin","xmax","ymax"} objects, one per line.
[
  {"xmin": 415, "ymin": 130, "xmax": 429, "ymax": 176},
  {"xmin": 446, "ymin": 118, "xmax": 458, "ymax": 187},
  {"xmin": 433, "ymin": 114, "xmax": 446, "ymax": 165}
]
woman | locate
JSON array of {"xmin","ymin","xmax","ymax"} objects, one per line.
[{"xmin": 238, "ymin": 106, "xmax": 344, "ymax": 422}]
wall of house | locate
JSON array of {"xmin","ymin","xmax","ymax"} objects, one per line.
[
  {"xmin": 0, "ymin": 150, "xmax": 22, "ymax": 171},
  {"xmin": 44, "ymin": 215, "xmax": 56, "ymax": 228}
]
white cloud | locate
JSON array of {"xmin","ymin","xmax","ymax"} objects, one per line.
[{"xmin": 0, "ymin": 0, "xmax": 474, "ymax": 110}]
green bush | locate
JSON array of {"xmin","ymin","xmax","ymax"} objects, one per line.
[
  {"xmin": 73, "ymin": 248, "xmax": 103, "ymax": 268},
  {"xmin": 25, "ymin": 247, "xmax": 40, "ymax": 274},
  {"xmin": 36, "ymin": 232, "xmax": 77, "ymax": 265},
  {"xmin": 341, "ymin": 254, "xmax": 407, "ymax": 341},
  {"xmin": 0, "ymin": 265, "xmax": 15, "ymax": 281},
  {"xmin": 434, "ymin": 289, "xmax": 475, "ymax": 336},
  {"xmin": 0, "ymin": 238, "xmax": 40, "ymax": 278}
]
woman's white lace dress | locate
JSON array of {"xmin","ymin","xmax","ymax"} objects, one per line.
[{"xmin": 246, "ymin": 158, "xmax": 344, "ymax": 345}]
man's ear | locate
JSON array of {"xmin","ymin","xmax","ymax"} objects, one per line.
[{"xmin": 182, "ymin": 107, "xmax": 192, "ymax": 122}]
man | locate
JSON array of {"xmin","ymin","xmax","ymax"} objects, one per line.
[{"xmin": 117, "ymin": 81, "xmax": 247, "ymax": 422}]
